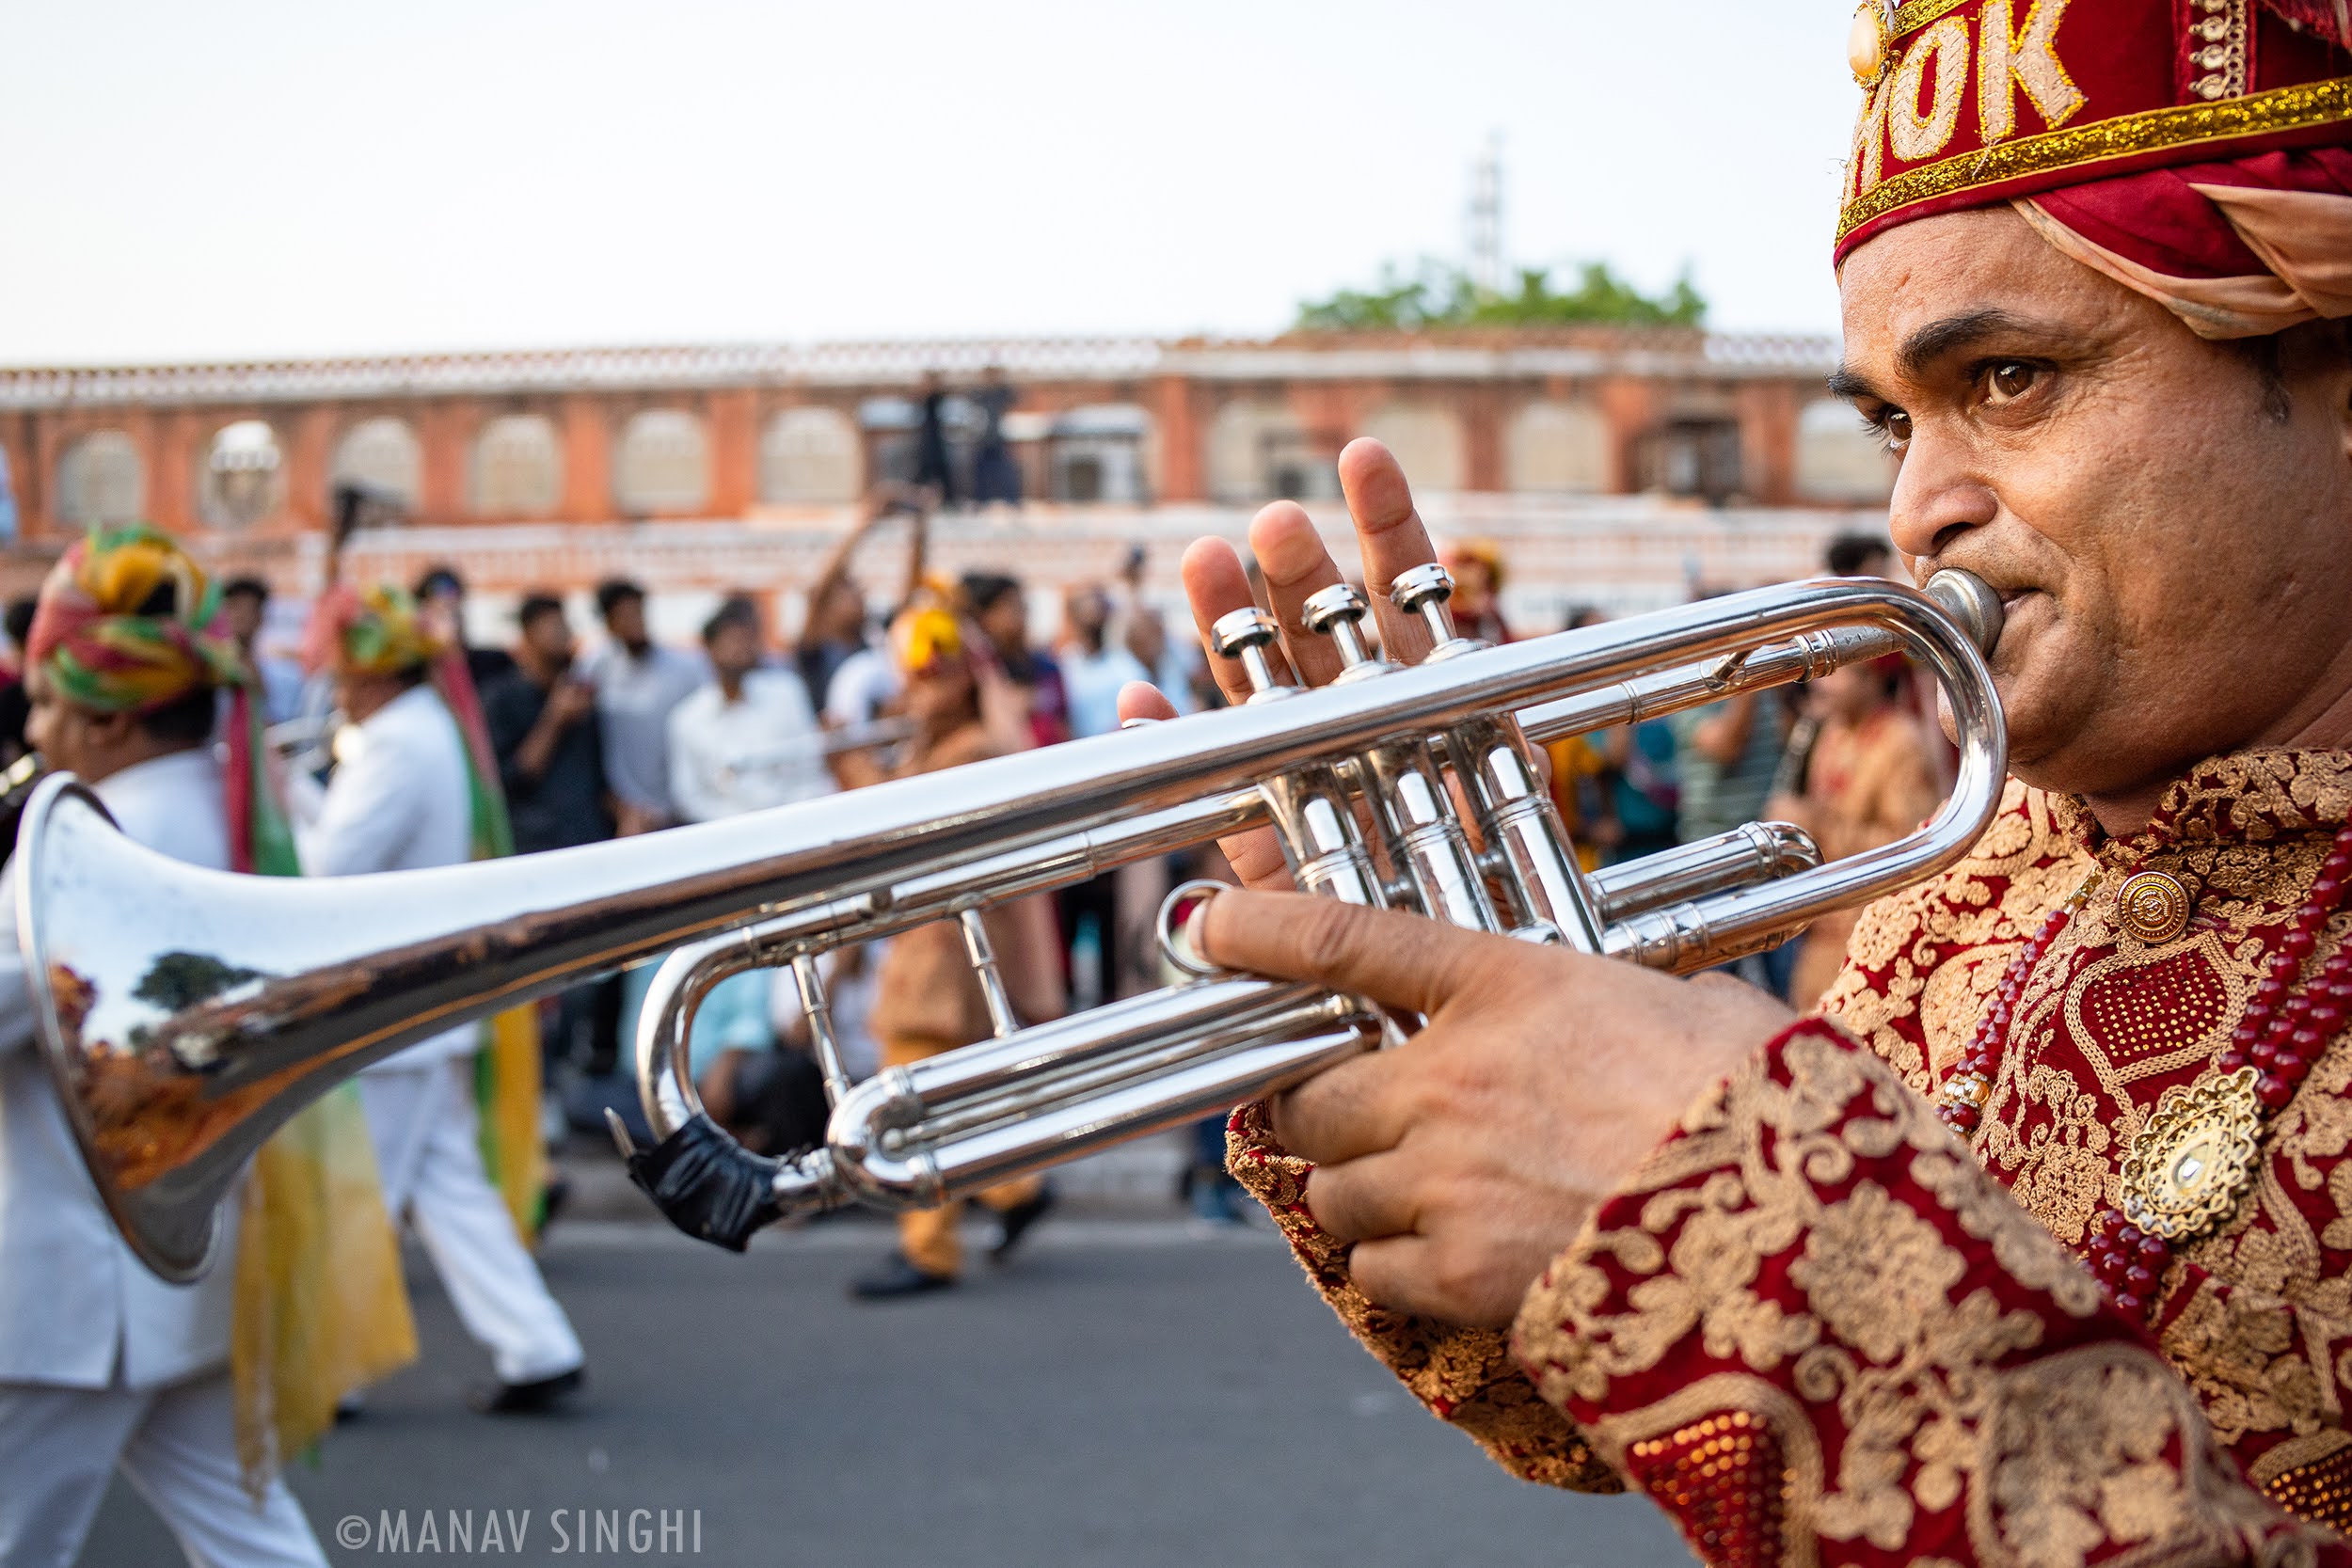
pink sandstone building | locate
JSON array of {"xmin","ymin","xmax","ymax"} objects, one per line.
[{"xmin": 0, "ymin": 327, "xmax": 1898, "ymax": 638}]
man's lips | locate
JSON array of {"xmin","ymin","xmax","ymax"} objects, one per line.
[{"xmin": 1982, "ymin": 586, "xmax": 2045, "ymax": 658}]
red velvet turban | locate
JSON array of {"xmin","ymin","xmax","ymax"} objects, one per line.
[{"xmin": 1837, "ymin": 0, "xmax": 2352, "ymax": 338}]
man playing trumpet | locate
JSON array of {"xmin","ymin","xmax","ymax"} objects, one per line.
[{"xmin": 1123, "ymin": 5, "xmax": 2352, "ymax": 1560}]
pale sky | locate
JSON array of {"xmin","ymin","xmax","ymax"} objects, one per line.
[{"xmin": 1, "ymin": 2, "xmax": 1864, "ymax": 366}]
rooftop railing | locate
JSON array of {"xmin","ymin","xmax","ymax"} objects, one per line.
[{"xmin": 0, "ymin": 329, "xmax": 1839, "ymax": 410}]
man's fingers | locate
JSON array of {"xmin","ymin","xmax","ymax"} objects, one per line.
[
  {"xmin": 1345, "ymin": 1234, "xmax": 1442, "ymax": 1318},
  {"xmin": 1246, "ymin": 501, "xmax": 1349, "ymax": 689},
  {"xmin": 1346, "ymin": 1233, "xmax": 1521, "ymax": 1327},
  {"xmin": 1336, "ymin": 439, "xmax": 1441, "ymax": 665},
  {"xmin": 1196, "ymin": 889, "xmax": 1510, "ymax": 1020},
  {"xmin": 1300, "ymin": 1149, "xmax": 1420, "ymax": 1243},
  {"xmin": 1213, "ymin": 827, "xmax": 1290, "ymax": 891},
  {"xmin": 1114, "ymin": 681, "xmax": 1178, "ymax": 725},
  {"xmin": 1268, "ymin": 1050, "xmax": 1412, "ymax": 1166},
  {"xmin": 1180, "ymin": 536, "xmax": 1294, "ymax": 708}
]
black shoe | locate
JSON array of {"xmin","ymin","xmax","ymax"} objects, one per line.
[
  {"xmin": 468, "ymin": 1366, "xmax": 584, "ymax": 1416},
  {"xmin": 989, "ymin": 1186, "xmax": 1057, "ymax": 1264},
  {"xmin": 533, "ymin": 1175, "xmax": 572, "ymax": 1244},
  {"xmin": 850, "ymin": 1253, "xmax": 957, "ymax": 1301}
]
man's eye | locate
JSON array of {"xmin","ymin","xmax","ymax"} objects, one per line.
[
  {"xmin": 1985, "ymin": 362, "xmax": 2039, "ymax": 402},
  {"xmin": 1878, "ymin": 409, "xmax": 1913, "ymax": 452}
]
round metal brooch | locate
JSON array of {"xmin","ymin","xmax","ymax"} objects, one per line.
[
  {"xmin": 2116, "ymin": 868, "xmax": 2193, "ymax": 945},
  {"xmin": 2118, "ymin": 1068, "xmax": 2264, "ymax": 1243}
]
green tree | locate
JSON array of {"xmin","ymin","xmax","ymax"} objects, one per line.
[
  {"xmin": 1295, "ymin": 259, "xmax": 1705, "ymax": 332},
  {"xmin": 133, "ymin": 951, "xmax": 263, "ymax": 1011}
]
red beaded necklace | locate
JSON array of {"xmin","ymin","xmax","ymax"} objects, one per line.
[{"xmin": 1935, "ymin": 822, "xmax": 2352, "ymax": 1321}]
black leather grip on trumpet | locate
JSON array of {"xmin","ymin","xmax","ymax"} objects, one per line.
[{"xmin": 622, "ymin": 1114, "xmax": 783, "ymax": 1252}]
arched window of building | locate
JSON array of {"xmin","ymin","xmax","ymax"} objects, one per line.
[
  {"xmin": 760, "ymin": 406, "xmax": 862, "ymax": 504},
  {"xmin": 1359, "ymin": 404, "xmax": 1466, "ymax": 493},
  {"xmin": 1504, "ymin": 400, "xmax": 1612, "ymax": 494},
  {"xmin": 1795, "ymin": 398, "xmax": 1896, "ymax": 503},
  {"xmin": 199, "ymin": 420, "xmax": 284, "ymax": 530},
  {"xmin": 331, "ymin": 417, "xmax": 421, "ymax": 509},
  {"xmin": 613, "ymin": 409, "xmax": 710, "ymax": 515},
  {"xmin": 56, "ymin": 431, "xmax": 145, "ymax": 526},
  {"xmin": 470, "ymin": 415, "xmax": 563, "ymax": 516},
  {"xmin": 1208, "ymin": 401, "xmax": 1334, "ymax": 503}
]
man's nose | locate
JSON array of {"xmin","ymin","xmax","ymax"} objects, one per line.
[{"xmin": 1885, "ymin": 434, "xmax": 1999, "ymax": 562}]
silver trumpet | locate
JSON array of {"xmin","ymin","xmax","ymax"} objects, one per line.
[
  {"xmin": 712, "ymin": 717, "xmax": 918, "ymax": 791},
  {"xmin": 16, "ymin": 568, "xmax": 2003, "ymax": 1281},
  {"xmin": 262, "ymin": 713, "xmax": 336, "ymax": 775}
]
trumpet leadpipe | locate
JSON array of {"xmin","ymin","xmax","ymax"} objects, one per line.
[
  {"xmin": 826, "ymin": 980, "xmax": 1376, "ymax": 1209},
  {"xmin": 1589, "ymin": 821, "xmax": 1821, "ymax": 921},
  {"xmin": 1515, "ymin": 568, "xmax": 1999, "ymax": 746}
]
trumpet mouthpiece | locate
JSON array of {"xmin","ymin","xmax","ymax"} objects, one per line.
[{"xmin": 1923, "ymin": 569, "xmax": 2002, "ymax": 657}]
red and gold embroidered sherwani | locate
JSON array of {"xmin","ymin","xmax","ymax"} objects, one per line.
[{"xmin": 1232, "ymin": 752, "xmax": 2352, "ymax": 1564}]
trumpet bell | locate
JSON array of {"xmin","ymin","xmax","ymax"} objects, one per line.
[{"xmin": 21, "ymin": 777, "xmax": 250, "ymax": 1280}]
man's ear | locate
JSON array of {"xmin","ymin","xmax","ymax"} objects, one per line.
[
  {"xmin": 2339, "ymin": 321, "xmax": 2352, "ymax": 461},
  {"xmin": 2297, "ymin": 318, "xmax": 2352, "ymax": 467},
  {"xmin": 2326, "ymin": 320, "xmax": 2352, "ymax": 480},
  {"xmin": 85, "ymin": 708, "xmax": 139, "ymax": 752}
]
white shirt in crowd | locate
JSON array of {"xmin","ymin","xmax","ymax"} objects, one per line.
[
  {"xmin": 1061, "ymin": 641, "xmax": 1152, "ymax": 739},
  {"xmin": 284, "ymin": 683, "xmax": 478, "ymax": 1067},
  {"xmin": 0, "ymin": 749, "xmax": 238, "ymax": 1388},
  {"xmin": 668, "ymin": 668, "xmax": 833, "ymax": 824},
  {"xmin": 822, "ymin": 645, "xmax": 900, "ymax": 728},
  {"xmin": 579, "ymin": 639, "xmax": 707, "ymax": 821}
]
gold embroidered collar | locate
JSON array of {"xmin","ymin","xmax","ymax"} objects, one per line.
[{"xmin": 2052, "ymin": 749, "xmax": 2352, "ymax": 870}]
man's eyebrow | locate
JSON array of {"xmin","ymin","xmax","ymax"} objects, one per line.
[
  {"xmin": 1896, "ymin": 308, "xmax": 2064, "ymax": 379},
  {"xmin": 1825, "ymin": 365, "xmax": 1880, "ymax": 402}
]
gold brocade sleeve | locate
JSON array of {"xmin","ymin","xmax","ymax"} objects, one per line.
[
  {"xmin": 1225, "ymin": 1101, "xmax": 1624, "ymax": 1492},
  {"xmin": 1507, "ymin": 1020, "xmax": 2344, "ymax": 1567}
]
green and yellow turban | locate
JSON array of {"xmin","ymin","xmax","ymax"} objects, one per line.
[
  {"xmin": 301, "ymin": 583, "xmax": 446, "ymax": 678},
  {"xmin": 25, "ymin": 524, "xmax": 243, "ymax": 714},
  {"xmin": 24, "ymin": 523, "xmax": 294, "ymax": 878}
]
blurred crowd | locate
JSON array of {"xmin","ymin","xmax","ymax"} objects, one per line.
[
  {"xmin": 0, "ymin": 492, "xmax": 1950, "ymax": 1565},
  {"xmin": 0, "ymin": 501, "xmax": 1944, "ymax": 1304}
]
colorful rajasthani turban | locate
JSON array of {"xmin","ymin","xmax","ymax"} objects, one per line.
[
  {"xmin": 25, "ymin": 524, "xmax": 243, "ymax": 715},
  {"xmin": 25, "ymin": 524, "xmax": 295, "ymax": 877},
  {"xmin": 1441, "ymin": 539, "xmax": 1508, "ymax": 591},
  {"xmin": 889, "ymin": 603, "xmax": 965, "ymax": 675},
  {"xmin": 1837, "ymin": 0, "xmax": 2352, "ymax": 338},
  {"xmin": 300, "ymin": 583, "xmax": 446, "ymax": 678}
]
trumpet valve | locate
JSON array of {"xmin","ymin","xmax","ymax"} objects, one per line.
[
  {"xmin": 1389, "ymin": 563, "xmax": 1484, "ymax": 659},
  {"xmin": 1300, "ymin": 584, "xmax": 1391, "ymax": 681},
  {"xmin": 1210, "ymin": 608, "xmax": 1291, "ymax": 701}
]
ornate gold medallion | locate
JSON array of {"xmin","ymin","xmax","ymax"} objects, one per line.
[
  {"xmin": 2118, "ymin": 1068, "xmax": 2264, "ymax": 1242},
  {"xmin": 1847, "ymin": 1, "xmax": 1893, "ymax": 86},
  {"xmin": 2115, "ymin": 868, "xmax": 2192, "ymax": 945}
]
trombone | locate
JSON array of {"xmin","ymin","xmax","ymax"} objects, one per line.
[{"xmin": 15, "ymin": 567, "xmax": 2002, "ymax": 1280}]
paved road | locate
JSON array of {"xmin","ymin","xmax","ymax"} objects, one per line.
[{"xmin": 85, "ymin": 1217, "xmax": 1694, "ymax": 1567}]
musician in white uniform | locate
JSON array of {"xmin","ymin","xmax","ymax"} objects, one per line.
[
  {"xmin": 289, "ymin": 584, "xmax": 585, "ymax": 1415},
  {"xmin": 0, "ymin": 527, "xmax": 325, "ymax": 1566}
]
